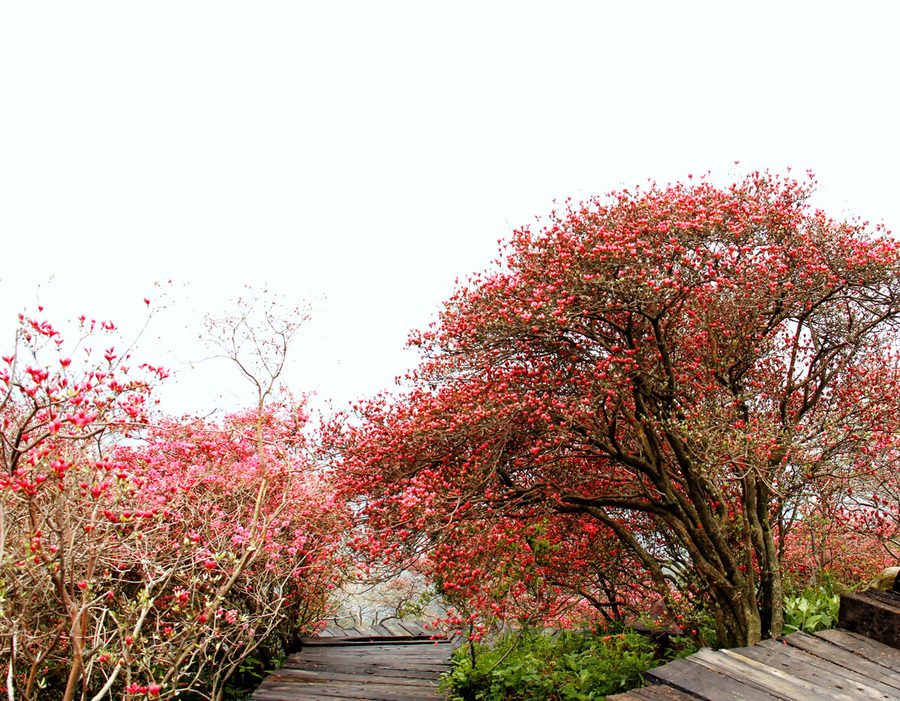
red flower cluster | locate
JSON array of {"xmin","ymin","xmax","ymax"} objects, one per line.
[
  {"xmin": 332, "ymin": 172, "xmax": 900, "ymax": 647},
  {"xmin": 1, "ymin": 304, "xmax": 347, "ymax": 700}
]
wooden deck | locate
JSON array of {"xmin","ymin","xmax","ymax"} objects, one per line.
[
  {"xmin": 610, "ymin": 589, "xmax": 900, "ymax": 701},
  {"xmin": 250, "ymin": 621, "xmax": 455, "ymax": 701},
  {"xmin": 254, "ymin": 590, "xmax": 900, "ymax": 700}
]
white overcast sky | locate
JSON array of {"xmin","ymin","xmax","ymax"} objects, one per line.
[{"xmin": 1, "ymin": 0, "xmax": 898, "ymax": 418}]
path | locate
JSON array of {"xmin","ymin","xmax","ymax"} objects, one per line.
[
  {"xmin": 251, "ymin": 621, "xmax": 455, "ymax": 701},
  {"xmin": 254, "ymin": 589, "xmax": 900, "ymax": 700}
]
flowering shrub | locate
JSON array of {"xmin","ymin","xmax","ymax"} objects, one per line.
[
  {"xmin": 781, "ymin": 509, "xmax": 895, "ymax": 588},
  {"xmin": 0, "ymin": 312, "xmax": 346, "ymax": 701},
  {"xmin": 419, "ymin": 514, "xmax": 658, "ymax": 640},
  {"xmin": 333, "ymin": 172, "xmax": 900, "ymax": 647}
]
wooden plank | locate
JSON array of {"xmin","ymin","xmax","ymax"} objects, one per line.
[
  {"xmin": 284, "ymin": 648, "xmax": 451, "ymax": 662},
  {"xmin": 257, "ymin": 696, "xmax": 440, "ymax": 701},
  {"xmin": 299, "ymin": 635, "xmax": 442, "ymax": 646},
  {"xmin": 816, "ymin": 629, "xmax": 900, "ymax": 674},
  {"xmin": 645, "ymin": 657, "xmax": 781, "ymax": 700},
  {"xmin": 733, "ymin": 639, "xmax": 897, "ymax": 700},
  {"xmin": 280, "ymin": 661, "xmax": 445, "ymax": 680},
  {"xmin": 381, "ymin": 620, "xmax": 412, "ymax": 637},
  {"xmin": 288, "ymin": 644, "xmax": 450, "ymax": 654},
  {"xmin": 285, "ymin": 649, "xmax": 451, "ymax": 659},
  {"xmin": 633, "ymin": 687, "xmax": 706, "ymax": 700},
  {"xmin": 252, "ymin": 630, "xmax": 456, "ymax": 699},
  {"xmin": 285, "ymin": 657, "xmax": 450, "ymax": 670},
  {"xmin": 625, "ymin": 624, "xmax": 900, "ymax": 701},
  {"xmin": 257, "ymin": 693, "xmax": 443, "ymax": 701},
  {"xmin": 280, "ymin": 656, "xmax": 450, "ymax": 673},
  {"xmin": 779, "ymin": 633, "xmax": 900, "ymax": 693},
  {"xmin": 280, "ymin": 663, "xmax": 450, "ymax": 676},
  {"xmin": 691, "ymin": 646, "xmax": 863, "ymax": 701},
  {"xmin": 256, "ymin": 679, "xmax": 443, "ymax": 700},
  {"xmin": 265, "ymin": 667, "xmax": 442, "ymax": 687},
  {"xmin": 284, "ymin": 660, "xmax": 450, "ymax": 671},
  {"xmin": 688, "ymin": 649, "xmax": 852, "ymax": 701},
  {"xmin": 257, "ymin": 696, "xmax": 429, "ymax": 701},
  {"xmin": 302, "ymin": 623, "xmax": 443, "ymax": 644},
  {"xmin": 254, "ymin": 684, "xmax": 443, "ymax": 701},
  {"xmin": 290, "ymin": 651, "xmax": 451, "ymax": 662},
  {"xmin": 259, "ymin": 677, "xmax": 440, "ymax": 691},
  {"xmin": 255, "ymin": 693, "xmax": 425, "ymax": 701},
  {"xmin": 254, "ymin": 673, "xmax": 443, "ymax": 696},
  {"xmin": 296, "ymin": 643, "xmax": 450, "ymax": 658},
  {"xmin": 607, "ymin": 686, "xmax": 699, "ymax": 700},
  {"xmin": 397, "ymin": 621, "xmax": 432, "ymax": 637}
]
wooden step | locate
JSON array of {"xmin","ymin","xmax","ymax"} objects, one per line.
[{"xmin": 838, "ymin": 589, "xmax": 900, "ymax": 650}]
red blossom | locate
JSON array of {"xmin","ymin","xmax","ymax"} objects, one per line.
[{"xmin": 331, "ymin": 172, "xmax": 900, "ymax": 647}]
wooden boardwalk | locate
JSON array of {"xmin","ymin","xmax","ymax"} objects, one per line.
[
  {"xmin": 610, "ymin": 590, "xmax": 900, "ymax": 701},
  {"xmin": 254, "ymin": 590, "xmax": 900, "ymax": 700},
  {"xmin": 251, "ymin": 621, "xmax": 454, "ymax": 701}
]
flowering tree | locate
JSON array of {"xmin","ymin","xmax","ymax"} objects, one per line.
[
  {"xmin": 111, "ymin": 408, "xmax": 344, "ymax": 700},
  {"xmin": 1, "ymin": 312, "xmax": 161, "ymax": 699},
  {"xmin": 0, "ymin": 299, "xmax": 345, "ymax": 700},
  {"xmin": 808, "ymin": 443, "xmax": 900, "ymax": 582},
  {"xmin": 334, "ymin": 173, "xmax": 900, "ymax": 647},
  {"xmin": 780, "ymin": 509, "xmax": 893, "ymax": 587},
  {"xmin": 0, "ymin": 312, "xmax": 157, "ymax": 475}
]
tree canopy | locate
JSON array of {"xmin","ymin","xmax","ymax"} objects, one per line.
[{"xmin": 334, "ymin": 173, "xmax": 900, "ymax": 646}]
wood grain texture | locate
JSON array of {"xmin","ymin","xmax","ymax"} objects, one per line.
[
  {"xmin": 646, "ymin": 656, "xmax": 781, "ymax": 700},
  {"xmin": 816, "ymin": 628, "xmax": 900, "ymax": 674},
  {"xmin": 838, "ymin": 591, "xmax": 900, "ymax": 651},
  {"xmin": 638, "ymin": 626, "xmax": 900, "ymax": 701},
  {"xmin": 781, "ymin": 632, "xmax": 900, "ymax": 691},
  {"xmin": 251, "ymin": 625, "xmax": 452, "ymax": 701},
  {"xmin": 605, "ymin": 685, "xmax": 698, "ymax": 700}
]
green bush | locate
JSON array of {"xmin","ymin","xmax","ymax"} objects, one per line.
[
  {"xmin": 443, "ymin": 578, "xmax": 851, "ymax": 701},
  {"xmin": 443, "ymin": 628, "xmax": 685, "ymax": 701},
  {"xmin": 783, "ymin": 583, "xmax": 842, "ymax": 634}
]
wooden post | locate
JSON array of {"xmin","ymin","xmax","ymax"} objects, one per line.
[{"xmin": 839, "ymin": 588, "xmax": 900, "ymax": 649}]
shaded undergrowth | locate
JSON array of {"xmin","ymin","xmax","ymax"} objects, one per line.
[{"xmin": 442, "ymin": 626, "xmax": 693, "ymax": 701}]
